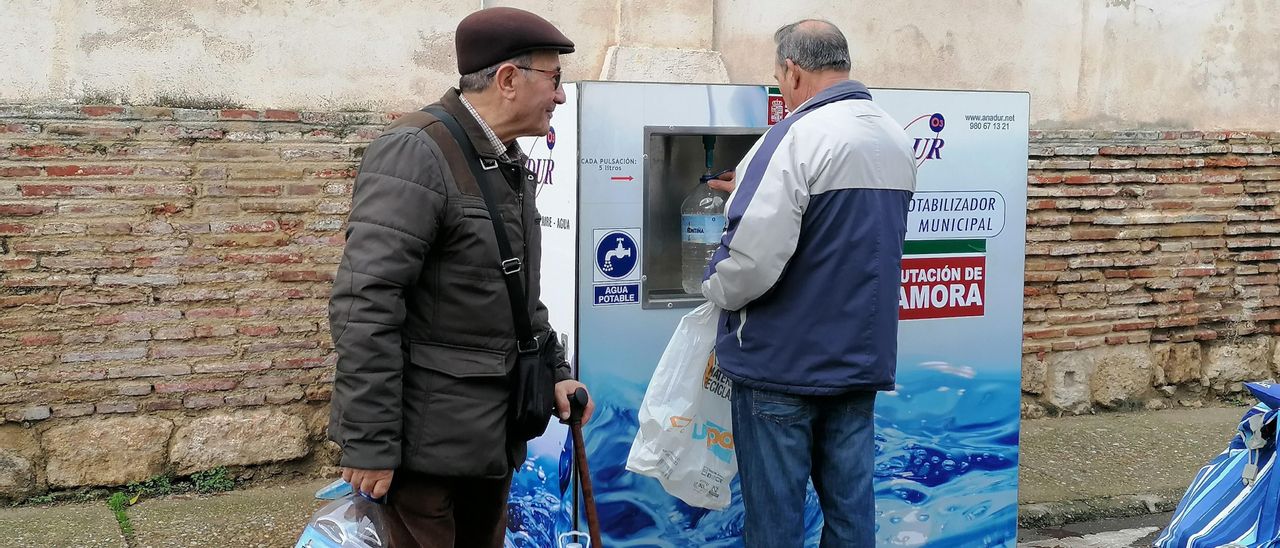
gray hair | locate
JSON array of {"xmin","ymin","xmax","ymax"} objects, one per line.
[
  {"xmin": 458, "ymin": 53, "xmax": 535, "ymax": 93},
  {"xmin": 773, "ymin": 19, "xmax": 850, "ymax": 72}
]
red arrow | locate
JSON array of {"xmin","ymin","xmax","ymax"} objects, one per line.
[{"xmin": 610, "ymin": 176, "xmax": 634, "ymax": 181}]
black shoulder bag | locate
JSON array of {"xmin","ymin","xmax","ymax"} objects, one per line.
[{"xmin": 424, "ymin": 105, "xmax": 561, "ymax": 442}]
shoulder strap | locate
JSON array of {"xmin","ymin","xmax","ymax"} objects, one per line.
[{"xmin": 422, "ymin": 105, "xmax": 537, "ymax": 353}]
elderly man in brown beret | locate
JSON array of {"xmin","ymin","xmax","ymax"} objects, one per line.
[{"xmin": 326, "ymin": 7, "xmax": 593, "ymax": 547}]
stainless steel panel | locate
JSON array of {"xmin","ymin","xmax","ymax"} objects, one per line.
[{"xmin": 641, "ymin": 126, "xmax": 766, "ymax": 309}]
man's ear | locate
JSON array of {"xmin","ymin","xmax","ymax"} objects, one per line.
[
  {"xmin": 495, "ymin": 63, "xmax": 521, "ymax": 99},
  {"xmin": 784, "ymin": 59, "xmax": 802, "ymax": 89}
]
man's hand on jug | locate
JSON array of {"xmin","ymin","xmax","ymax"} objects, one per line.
[
  {"xmin": 341, "ymin": 467, "xmax": 394, "ymax": 500},
  {"xmin": 555, "ymin": 380, "xmax": 594, "ymax": 425},
  {"xmin": 708, "ymin": 170, "xmax": 736, "ymax": 193}
]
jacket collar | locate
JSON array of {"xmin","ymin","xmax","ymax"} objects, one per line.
[
  {"xmin": 439, "ymin": 89, "xmax": 504, "ymax": 160},
  {"xmin": 793, "ymin": 80, "xmax": 873, "ymax": 115}
]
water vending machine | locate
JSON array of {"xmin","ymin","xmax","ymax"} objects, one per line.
[{"xmin": 508, "ymin": 82, "xmax": 1030, "ymax": 547}]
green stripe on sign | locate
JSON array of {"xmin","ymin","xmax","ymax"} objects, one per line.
[
  {"xmin": 768, "ymin": 86, "xmax": 781, "ymax": 95},
  {"xmin": 904, "ymin": 239, "xmax": 986, "ymax": 255}
]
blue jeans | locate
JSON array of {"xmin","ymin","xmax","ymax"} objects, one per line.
[{"xmin": 731, "ymin": 383, "xmax": 877, "ymax": 548}]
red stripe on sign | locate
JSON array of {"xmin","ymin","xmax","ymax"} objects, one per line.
[{"xmin": 899, "ymin": 255, "xmax": 986, "ymax": 320}]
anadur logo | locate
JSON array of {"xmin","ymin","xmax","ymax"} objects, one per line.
[
  {"xmin": 525, "ymin": 126, "xmax": 556, "ymax": 198},
  {"xmin": 904, "ymin": 112, "xmax": 946, "ymax": 167}
]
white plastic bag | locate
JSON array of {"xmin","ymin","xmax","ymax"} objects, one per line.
[{"xmin": 625, "ymin": 302, "xmax": 737, "ymax": 510}]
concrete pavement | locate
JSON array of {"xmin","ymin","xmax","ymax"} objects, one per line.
[
  {"xmin": 0, "ymin": 499, "xmax": 126, "ymax": 547},
  {"xmin": 0, "ymin": 479, "xmax": 329, "ymax": 548},
  {"xmin": 0, "ymin": 403, "xmax": 1255, "ymax": 547},
  {"xmin": 1018, "ymin": 512, "xmax": 1171, "ymax": 547},
  {"xmin": 1017, "ymin": 403, "xmax": 1250, "ymax": 528}
]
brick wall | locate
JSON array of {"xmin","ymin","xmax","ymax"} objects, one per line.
[
  {"xmin": 1022, "ymin": 130, "xmax": 1280, "ymax": 416},
  {"xmin": 3, "ymin": 105, "xmax": 1280, "ymax": 495},
  {"xmin": 0, "ymin": 105, "xmax": 387, "ymax": 417},
  {"xmin": 0, "ymin": 105, "xmax": 387, "ymax": 497}
]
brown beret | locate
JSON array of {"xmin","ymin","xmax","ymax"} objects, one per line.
[{"xmin": 455, "ymin": 7, "xmax": 575, "ymax": 75}]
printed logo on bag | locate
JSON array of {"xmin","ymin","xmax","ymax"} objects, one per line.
[
  {"xmin": 665, "ymin": 414, "xmax": 735, "ymax": 463},
  {"xmin": 702, "ymin": 354, "xmax": 731, "ymax": 400},
  {"xmin": 692, "ymin": 420, "xmax": 735, "ymax": 463},
  {"xmin": 694, "ymin": 475, "xmax": 724, "ymax": 499}
]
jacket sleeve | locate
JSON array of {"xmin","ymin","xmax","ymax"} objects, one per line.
[
  {"xmin": 532, "ymin": 298, "xmax": 574, "ymax": 383},
  {"xmin": 702, "ymin": 129, "xmax": 815, "ymax": 312},
  {"xmin": 328, "ymin": 130, "xmax": 446, "ymax": 470}
]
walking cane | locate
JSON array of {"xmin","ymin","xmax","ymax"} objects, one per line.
[{"xmin": 568, "ymin": 387, "xmax": 603, "ymax": 548}]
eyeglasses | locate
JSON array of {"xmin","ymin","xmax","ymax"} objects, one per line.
[{"xmin": 514, "ymin": 65, "xmax": 562, "ymax": 89}]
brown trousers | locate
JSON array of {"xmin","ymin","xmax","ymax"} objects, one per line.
[{"xmin": 379, "ymin": 470, "xmax": 514, "ymax": 548}]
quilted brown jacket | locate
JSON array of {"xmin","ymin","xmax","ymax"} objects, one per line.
[{"xmin": 327, "ymin": 89, "xmax": 569, "ymax": 478}]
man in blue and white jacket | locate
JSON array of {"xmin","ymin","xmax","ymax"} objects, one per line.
[{"xmin": 702, "ymin": 19, "xmax": 917, "ymax": 548}]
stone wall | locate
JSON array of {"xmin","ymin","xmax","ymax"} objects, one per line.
[
  {"xmin": 3, "ymin": 106, "xmax": 1280, "ymax": 497},
  {"xmin": 1022, "ymin": 130, "xmax": 1280, "ymax": 416}
]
